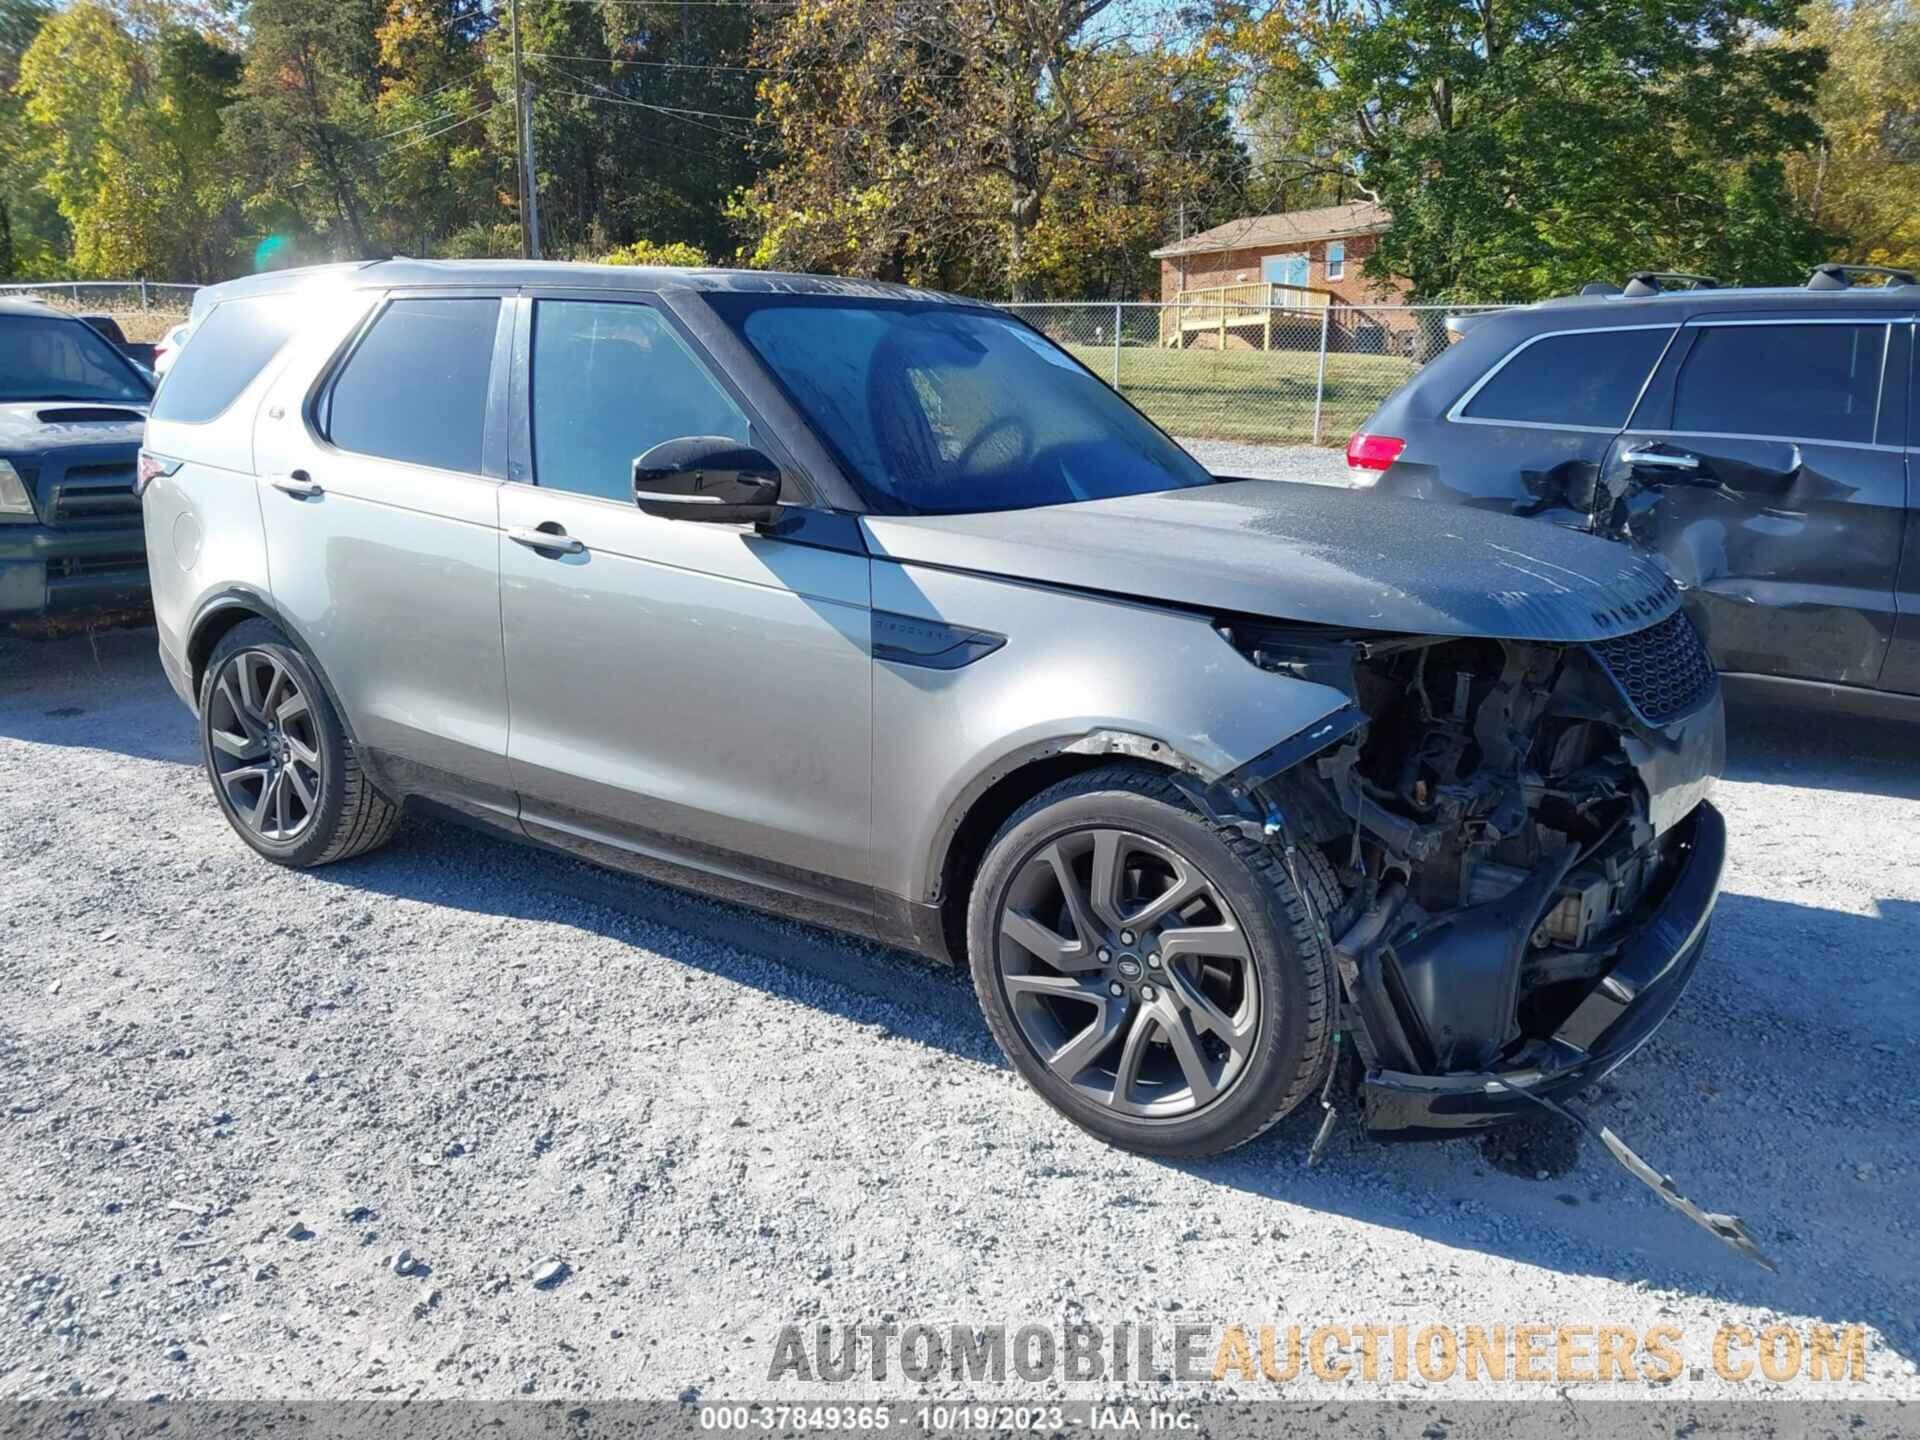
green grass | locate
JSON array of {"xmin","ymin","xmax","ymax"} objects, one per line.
[{"xmin": 1065, "ymin": 344, "xmax": 1417, "ymax": 447}]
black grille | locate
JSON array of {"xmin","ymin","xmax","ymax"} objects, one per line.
[
  {"xmin": 51, "ymin": 464, "xmax": 140, "ymax": 521},
  {"xmin": 47, "ymin": 552, "xmax": 147, "ymax": 580},
  {"xmin": 1586, "ymin": 609, "xmax": 1717, "ymax": 727}
]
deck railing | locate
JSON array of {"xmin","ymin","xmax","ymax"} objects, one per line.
[{"xmin": 1159, "ymin": 281, "xmax": 1332, "ymax": 348}]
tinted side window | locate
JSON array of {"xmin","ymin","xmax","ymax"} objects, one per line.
[
  {"xmin": 327, "ymin": 298, "xmax": 500, "ymax": 473},
  {"xmin": 1673, "ymin": 323, "xmax": 1885, "ymax": 445},
  {"xmin": 151, "ymin": 297, "xmax": 296, "ymax": 423},
  {"xmin": 530, "ymin": 300, "xmax": 749, "ymax": 503},
  {"xmin": 1460, "ymin": 328, "xmax": 1672, "ymax": 428}
]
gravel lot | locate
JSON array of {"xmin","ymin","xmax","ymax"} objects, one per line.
[
  {"xmin": 2, "ymin": 626, "xmax": 1916, "ymax": 1405},
  {"xmin": 1179, "ymin": 439, "xmax": 1349, "ymax": 486}
]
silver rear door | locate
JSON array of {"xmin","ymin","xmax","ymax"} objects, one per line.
[{"xmin": 252, "ymin": 288, "xmax": 518, "ymax": 821}]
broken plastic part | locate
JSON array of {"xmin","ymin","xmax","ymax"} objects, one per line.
[{"xmin": 1492, "ymin": 1084, "xmax": 1776, "ymax": 1273}]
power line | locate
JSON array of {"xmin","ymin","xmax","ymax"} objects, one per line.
[
  {"xmin": 377, "ymin": 102, "xmax": 504, "ymax": 158},
  {"xmin": 524, "ymin": 51, "xmax": 774, "ymax": 73},
  {"xmin": 544, "ymin": 86, "xmax": 762, "ymax": 144},
  {"xmin": 545, "ymin": 86, "xmax": 759, "ymax": 126},
  {"xmin": 374, "ymin": 76, "xmax": 491, "ymax": 141}
]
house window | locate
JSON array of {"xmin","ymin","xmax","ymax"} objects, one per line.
[
  {"xmin": 1326, "ymin": 242, "xmax": 1346, "ymax": 281},
  {"xmin": 1260, "ymin": 254, "xmax": 1308, "ymax": 288}
]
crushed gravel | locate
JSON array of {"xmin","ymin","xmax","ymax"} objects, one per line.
[
  {"xmin": 1, "ymin": 627, "xmax": 1916, "ymax": 1403},
  {"xmin": 1179, "ymin": 439, "xmax": 1350, "ymax": 486}
]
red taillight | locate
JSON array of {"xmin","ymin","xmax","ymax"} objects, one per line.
[
  {"xmin": 1345, "ymin": 432, "xmax": 1406, "ymax": 472},
  {"xmin": 135, "ymin": 450, "xmax": 175, "ymax": 496}
]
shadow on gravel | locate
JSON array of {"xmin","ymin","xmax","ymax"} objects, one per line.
[
  {"xmin": 7, "ymin": 629, "xmax": 1918, "ymax": 1361},
  {"xmin": 326, "ymin": 812, "xmax": 1919, "ymax": 1366},
  {"xmin": 1725, "ymin": 704, "xmax": 1920, "ymax": 799},
  {"xmin": 0, "ymin": 625, "xmax": 198, "ymax": 766}
]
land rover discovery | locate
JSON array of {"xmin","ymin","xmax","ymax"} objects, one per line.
[{"xmin": 140, "ymin": 260, "xmax": 1727, "ymax": 1164}]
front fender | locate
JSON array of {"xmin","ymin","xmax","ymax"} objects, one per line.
[{"xmin": 868, "ymin": 559, "xmax": 1353, "ymax": 905}]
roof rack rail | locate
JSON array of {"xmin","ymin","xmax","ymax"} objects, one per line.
[
  {"xmin": 1622, "ymin": 271, "xmax": 1720, "ymax": 297},
  {"xmin": 1577, "ymin": 281, "xmax": 1623, "ymax": 296},
  {"xmin": 1806, "ymin": 262, "xmax": 1919, "ymax": 291}
]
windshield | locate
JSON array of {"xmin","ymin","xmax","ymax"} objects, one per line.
[
  {"xmin": 0, "ymin": 313, "xmax": 151, "ymax": 404},
  {"xmin": 709, "ymin": 296, "xmax": 1212, "ymax": 515}
]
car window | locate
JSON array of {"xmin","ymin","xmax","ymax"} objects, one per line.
[
  {"xmin": 1459, "ymin": 328, "xmax": 1672, "ymax": 428},
  {"xmin": 1672, "ymin": 323, "xmax": 1885, "ymax": 445},
  {"xmin": 151, "ymin": 297, "xmax": 295, "ymax": 422},
  {"xmin": 327, "ymin": 298, "xmax": 500, "ymax": 473},
  {"xmin": 1, "ymin": 313, "xmax": 151, "ymax": 405},
  {"xmin": 530, "ymin": 300, "xmax": 750, "ymax": 503},
  {"xmin": 711, "ymin": 297, "xmax": 1213, "ymax": 516}
]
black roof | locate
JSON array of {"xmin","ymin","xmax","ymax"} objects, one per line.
[
  {"xmin": 194, "ymin": 259, "xmax": 977, "ymax": 313},
  {"xmin": 1453, "ymin": 281, "xmax": 1918, "ymax": 348}
]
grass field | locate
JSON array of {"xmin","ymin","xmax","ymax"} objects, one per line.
[{"xmin": 1066, "ymin": 343, "xmax": 1418, "ymax": 447}]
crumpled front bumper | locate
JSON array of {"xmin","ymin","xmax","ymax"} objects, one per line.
[{"xmin": 1359, "ymin": 800, "xmax": 1726, "ymax": 1140}]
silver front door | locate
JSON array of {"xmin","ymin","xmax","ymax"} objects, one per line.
[{"xmin": 498, "ymin": 294, "xmax": 872, "ymax": 911}]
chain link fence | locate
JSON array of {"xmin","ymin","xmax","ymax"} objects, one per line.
[
  {"xmin": 1, "ymin": 280, "xmax": 200, "ymax": 343},
  {"xmin": 4, "ymin": 281, "xmax": 1513, "ymax": 451},
  {"xmin": 1002, "ymin": 301, "xmax": 1519, "ymax": 449}
]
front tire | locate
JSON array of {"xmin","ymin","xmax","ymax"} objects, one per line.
[
  {"xmin": 197, "ymin": 618, "xmax": 400, "ymax": 868},
  {"xmin": 967, "ymin": 765, "xmax": 1335, "ymax": 1158}
]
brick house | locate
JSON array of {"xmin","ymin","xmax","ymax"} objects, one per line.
[
  {"xmin": 1150, "ymin": 200, "xmax": 1403, "ymax": 305},
  {"xmin": 1148, "ymin": 201, "xmax": 1414, "ymax": 351}
]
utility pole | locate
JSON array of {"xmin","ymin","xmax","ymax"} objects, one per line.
[
  {"xmin": 522, "ymin": 81, "xmax": 543, "ymax": 260},
  {"xmin": 509, "ymin": 0, "xmax": 531, "ymax": 259}
]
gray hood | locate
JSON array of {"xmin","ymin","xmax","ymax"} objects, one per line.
[
  {"xmin": 0, "ymin": 400, "xmax": 147, "ymax": 454},
  {"xmin": 860, "ymin": 480, "xmax": 1679, "ymax": 643}
]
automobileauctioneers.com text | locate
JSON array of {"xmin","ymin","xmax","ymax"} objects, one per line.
[{"xmin": 767, "ymin": 1321, "xmax": 1870, "ymax": 1387}]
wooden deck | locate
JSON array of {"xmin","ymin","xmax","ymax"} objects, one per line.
[{"xmin": 1160, "ymin": 281, "xmax": 1333, "ymax": 348}]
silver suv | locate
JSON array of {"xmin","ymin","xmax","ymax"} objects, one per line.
[{"xmin": 139, "ymin": 260, "xmax": 1727, "ymax": 1160}]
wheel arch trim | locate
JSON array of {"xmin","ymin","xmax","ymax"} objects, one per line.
[
  {"xmin": 922, "ymin": 729, "xmax": 1203, "ymax": 906},
  {"xmin": 185, "ymin": 586, "xmax": 364, "ymax": 749},
  {"xmin": 917, "ymin": 702, "xmax": 1371, "ymax": 963}
]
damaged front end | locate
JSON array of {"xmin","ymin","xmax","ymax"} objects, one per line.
[{"xmin": 1213, "ymin": 603, "xmax": 1726, "ymax": 1142}]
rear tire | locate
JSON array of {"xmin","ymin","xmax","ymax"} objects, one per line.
[
  {"xmin": 967, "ymin": 764, "xmax": 1336, "ymax": 1158},
  {"xmin": 197, "ymin": 618, "xmax": 400, "ymax": 868}
]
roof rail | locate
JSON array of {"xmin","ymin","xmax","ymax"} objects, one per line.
[
  {"xmin": 1622, "ymin": 271, "xmax": 1720, "ymax": 297},
  {"xmin": 1577, "ymin": 281, "xmax": 1623, "ymax": 296},
  {"xmin": 1807, "ymin": 262, "xmax": 1919, "ymax": 291}
]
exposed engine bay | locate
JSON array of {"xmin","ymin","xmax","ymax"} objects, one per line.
[
  {"xmin": 1213, "ymin": 611, "xmax": 1769, "ymax": 1268},
  {"xmin": 1218, "ymin": 614, "xmax": 1722, "ymax": 1097}
]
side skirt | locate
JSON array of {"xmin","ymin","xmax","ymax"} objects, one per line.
[{"xmin": 1720, "ymin": 671, "xmax": 1920, "ymax": 722}]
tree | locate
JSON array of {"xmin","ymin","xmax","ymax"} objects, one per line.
[
  {"xmin": 15, "ymin": 3, "xmax": 243, "ymax": 279},
  {"xmin": 481, "ymin": 0, "xmax": 759, "ymax": 259},
  {"xmin": 742, "ymin": 0, "xmax": 1237, "ymax": 299},
  {"xmin": 1781, "ymin": 0, "xmax": 1920, "ymax": 273},
  {"xmin": 0, "ymin": 0, "xmax": 61, "ymax": 278},
  {"xmin": 1220, "ymin": 0, "xmax": 1833, "ymax": 300},
  {"xmin": 224, "ymin": 0, "xmax": 383, "ymax": 258},
  {"xmin": 372, "ymin": 0, "xmax": 502, "ymax": 256}
]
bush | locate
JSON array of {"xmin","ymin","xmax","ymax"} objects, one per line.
[{"xmin": 601, "ymin": 239, "xmax": 711, "ymax": 268}]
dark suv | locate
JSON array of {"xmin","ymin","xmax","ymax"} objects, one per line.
[
  {"xmin": 0, "ymin": 299, "xmax": 154, "ymax": 623},
  {"xmin": 1349, "ymin": 268, "xmax": 1917, "ymax": 714}
]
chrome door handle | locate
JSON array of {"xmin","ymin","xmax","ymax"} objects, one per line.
[
  {"xmin": 1622, "ymin": 447, "xmax": 1699, "ymax": 472},
  {"xmin": 270, "ymin": 472, "xmax": 323, "ymax": 498},
  {"xmin": 507, "ymin": 526, "xmax": 586, "ymax": 555}
]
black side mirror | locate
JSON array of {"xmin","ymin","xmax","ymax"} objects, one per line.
[{"xmin": 632, "ymin": 436, "xmax": 782, "ymax": 525}]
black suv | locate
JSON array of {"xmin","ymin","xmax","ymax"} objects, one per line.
[{"xmin": 1349, "ymin": 267, "xmax": 1917, "ymax": 715}]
